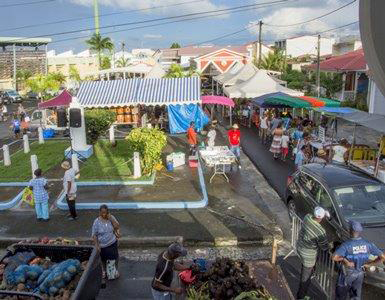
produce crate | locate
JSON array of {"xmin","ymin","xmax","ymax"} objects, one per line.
[{"xmin": 0, "ymin": 244, "xmax": 102, "ymax": 300}]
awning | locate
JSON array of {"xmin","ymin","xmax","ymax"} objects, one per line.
[
  {"xmin": 77, "ymin": 77, "xmax": 201, "ymax": 107},
  {"xmin": 201, "ymin": 95, "xmax": 234, "ymax": 107},
  {"xmin": 38, "ymin": 90, "xmax": 72, "ymax": 109},
  {"xmin": 251, "ymin": 92, "xmax": 292, "ymax": 108},
  {"xmin": 265, "ymin": 95, "xmax": 312, "ymax": 108},
  {"xmin": 312, "ymin": 107, "xmax": 358, "ymax": 115},
  {"xmin": 298, "ymin": 96, "xmax": 326, "ymax": 107}
]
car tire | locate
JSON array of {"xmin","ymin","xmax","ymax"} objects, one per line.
[{"xmin": 287, "ymin": 199, "xmax": 297, "ymax": 217}]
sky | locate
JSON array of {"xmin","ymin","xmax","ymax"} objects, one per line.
[{"xmin": 0, "ymin": 0, "xmax": 359, "ymax": 53}]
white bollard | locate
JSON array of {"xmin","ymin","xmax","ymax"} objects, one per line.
[
  {"xmin": 23, "ymin": 134, "xmax": 30, "ymax": 153},
  {"xmin": 31, "ymin": 155, "xmax": 38, "ymax": 178},
  {"xmin": 133, "ymin": 152, "xmax": 141, "ymax": 178},
  {"xmin": 3, "ymin": 145, "xmax": 11, "ymax": 166},
  {"xmin": 109, "ymin": 125, "xmax": 115, "ymax": 144},
  {"xmin": 38, "ymin": 127, "xmax": 44, "ymax": 144},
  {"xmin": 71, "ymin": 153, "xmax": 79, "ymax": 173}
]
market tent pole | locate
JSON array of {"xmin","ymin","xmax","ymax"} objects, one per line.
[
  {"xmin": 230, "ymin": 106, "xmax": 233, "ymax": 127},
  {"xmin": 293, "ymin": 108, "xmax": 295, "ymax": 118},
  {"xmin": 329, "ymin": 117, "xmax": 336, "ymax": 162},
  {"xmin": 348, "ymin": 123, "xmax": 357, "ymax": 164},
  {"xmin": 374, "ymin": 134, "xmax": 384, "ymax": 177}
]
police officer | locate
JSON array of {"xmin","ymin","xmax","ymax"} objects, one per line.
[{"xmin": 332, "ymin": 221, "xmax": 385, "ymax": 300}]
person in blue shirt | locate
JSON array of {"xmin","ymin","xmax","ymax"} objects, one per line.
[
  {"xmin": 332, "ymin": 221, "xmax": 385, "ymax": 300},
  {"xmin": 295, "ymin": 145, "xmax": 306, "ymax": 170},
  {"xmin": 29, "ymin": 168, "xmax": 50, "ymax": 222},
  {"xmin": 12, "ymin": 115, "xmax": 21, "ymax": 139}
]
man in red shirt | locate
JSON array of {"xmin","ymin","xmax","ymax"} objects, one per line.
[
  {"xmin": 187, "ymin": 121, "xmax": 197, "ymax": 155},
  {"xmin": 228, "ymin": 124, "xmax": 241, "ymax": 168}
]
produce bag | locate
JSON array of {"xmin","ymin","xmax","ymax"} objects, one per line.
[
  {"xmin": 21, "ymin": 188, "xmax": 34, "ymax": 207},
  {"xmin": 106, "ymin": 260, "xmax": 118, "ymax": 280}
]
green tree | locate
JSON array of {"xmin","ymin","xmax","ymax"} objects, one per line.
[
  {"xmin": 165, "ymin": 64, "xmax": 185, "ymax": 78},
  {"xmin": 259, "ymin": 49, "xmax": 285, "ymax": 72},
  {"xmin": 26, "ymin": 74, "xmax": 48, "ymax": 99},
  {"xmin": 69, "ymin": 65, "xmax": 81, "ymax": 82},
  {"xmin": 16, "ymin": 69, "xmax": 32, "ymax": 90},
  {"xmin": 170, "ymin": 42, "xmax": 181, "ymax": 49},
  {"xmin": 116, "ymin": 57, "xmax": 130, "ymax": 68},
  {"xmin": 26, "ymin": 72, "xmax": 66, "ymax": 100},
  {"xmin": 187, "ymin": 66, "xmax": 201, "ymax": 77},
  {"xmin": 85, "ymin": 109, "xmax": 116, "ymax": 144},
  {"xmin": 86, "ymin": 33, "xmax": 114, "ymax": 68},
  {"xmin": 310, "ymin": 72, "xmax": 343, "ymax": 98},
  {"xmin": 100, "ymin": 56, "xmax": 111, "ymax": 70},
  {"xmin": 281, "ymin": 70, "xmax": 307, "ymax": 91}
]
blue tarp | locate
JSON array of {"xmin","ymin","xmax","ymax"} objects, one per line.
[
  {"xmin": 313, "ymin": 107, "xmax": 359, "ymax": 114},
  {"xmin": 168, "ymin": 104, "xmax": 210, "ymax": 134}
]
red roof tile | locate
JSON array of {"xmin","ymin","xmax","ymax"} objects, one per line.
[{"xmin": 161, "ymin": 44, "xmax": 251, "ymax": 57}]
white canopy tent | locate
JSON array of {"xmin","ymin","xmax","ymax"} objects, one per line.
[
  {"xmin": 223, "ymin": 69, "xmax": 304, "ymax": 98},
  {"xmin": 213, "ymin": 61, "xmax": 244, "ymax": 84},
  {"xmin": 221, "ymin": 63, "xmax": 258, "ymax": 87}
]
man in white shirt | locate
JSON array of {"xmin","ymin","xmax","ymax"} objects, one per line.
[
  {"xmin": 62, "ymin": 161, "xmax": 78, "ymax": 220},
  {"xmin": 332, "ymin": 139, "xmax": 349, "ymax": 164}
]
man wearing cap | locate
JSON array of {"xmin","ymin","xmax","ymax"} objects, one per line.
[
  {"xmin": 332, "ymin": 221, "xmax": 385, "ymax": 300},
  {"xmin": 61, "ymin": 160, "xmax": 78, "ymax": 220},
  {"xmin": 296, "ymin": 206, "xmax": 330, "ymax": 299},
  {"xmin": 151, "ymin": 243, "xmax": 189, "ymax": 299},
  {"xmin": 228, "ymin": 124, "xmax": 241, "ymax": 168},
  {"xmin": 309, "ymin": 149, "xmax": 328, "ymax": 164}
]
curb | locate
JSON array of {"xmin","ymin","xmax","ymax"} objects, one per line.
[{"xmin": 0, "ymin": 236, "xmax": 270, "ymax": 249}]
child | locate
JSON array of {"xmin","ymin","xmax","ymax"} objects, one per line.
[
  {"xmin": 12, "ymin": 115, "xmax": 21, "ymax": 139},
  {"xmin": 281, "ymin": 131, "xmax": 290, "ymax": 161}
]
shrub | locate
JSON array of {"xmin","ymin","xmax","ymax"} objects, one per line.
[
  {"xmin": 84, "ymin": 109, "xmax": 116, "ymax": 144},
  {"xmin": 125, "ymin": 128, "xmax": 167, "ymax": 174}
]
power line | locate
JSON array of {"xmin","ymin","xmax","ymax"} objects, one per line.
[
  {"xmin": 0, "ymin": 0, "xmax": 55, "ymax": 8},
  {"xmin": 1, "ymin": 0, "xmax": 205, "ymax": 33},
  {"xmin": 9, "ymin": 0, "xmax": 289, "ymax": 42},
  {"xmin": 264, "ymin": 0, "xmax": 356, "ymax": 27},
  {"xmin": 51, "ymin": 1, "xmax": 287, "ymax": 45}
]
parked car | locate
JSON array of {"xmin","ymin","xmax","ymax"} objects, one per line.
[
  {"xmin": 24, "ymin": 91, "xmax": 39, "ymax": 101},
  {"xmin": 0, "ymin": 90, "xmax": 22, "ymax": 104},
  {"xmin": 285, "ymin": 163, "xmax": 385, "ymax": 290}
]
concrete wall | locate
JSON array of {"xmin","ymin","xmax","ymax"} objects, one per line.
[{"xmin": 48, "ymin": 56, "xmax": 99, "ymax": 80}]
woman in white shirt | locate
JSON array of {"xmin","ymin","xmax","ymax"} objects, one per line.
[
  {"xmin": 260, "ymin": 113, "xmax": 269, "ymax": 144},
  {"xmin": 332, "ymin": 139, "xmax": 349, "ymax": 164}
]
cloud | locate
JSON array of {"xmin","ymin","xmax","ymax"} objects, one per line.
[
  {"xmin": 69, "ymin": 0, "xmax": 226, "ymax": 15},
  {"xmin": 144, "ymin": 34, "xmax": 162, "ymax": 39},
  {"xmin": 247, "ymin": 0, "xmax": 359, "ymax": 40}
]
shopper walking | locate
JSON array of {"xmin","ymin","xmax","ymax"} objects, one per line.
[
  {"xmin": 281, "ymin": 130, "xmax": 290, "ymax": 161},
  {"xmin": 61, "ymin": 161, "xmax": 78, "ymax": 220},
  {"xmin": 332, "ymin": 221, "xmax": 385, "ymax": 300},
  {"xmin": 228, "ymin": 123, "xmax": 241, "ymax": 168},
  {"xmin": 260, "ymin": 113, "xmax": 269, "ymax": 144},
  {"xmin": 296, "ymin": 207, "xmax": 329, "ymax": 299},
  {"xmin": 187, "ymin": 121, "xmax": 197, "ymax": 156},
  {"xmin": 151, "ymin": 242, "xmax": 189, "ymax": 299},
  {"xmin": 206, "ymin": 125, "xmax": 216, "ymax": 147},
  {"xmin": 92, "ymin": 204, "xmax": 121, "ymax": 280},
  {"xmin": 12, "ymin": 115, "xmax": 21, "ymax": 139},
  {"xmin": 270, "ymin": 123, "xmax": 283, "ymax": 159},
  {"xmin": 29, "ymin": 169, "xmax": 49, "ymax": 222}
]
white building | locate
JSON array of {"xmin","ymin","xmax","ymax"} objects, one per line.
[
  {"xmin": 332, "ymin": 36, "xmax": 362, "ymax": 56},
  {"xmin": 275, "ymin": 36, "xmax": 335, "ymax": 58}
]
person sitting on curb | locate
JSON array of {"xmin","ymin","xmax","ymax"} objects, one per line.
[{"xmin": 151, "ymin": 243, "xmax": 190, "ymax": 299}]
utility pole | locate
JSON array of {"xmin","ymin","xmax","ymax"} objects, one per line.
[
  {"xmin": 94, "ymin": 0, "xmax": 100, "ymax": 34},
  {"xmin": 316, "ymin": 34, "xmax": 321, "ymax": 98},
  {"xmin": 258, "ymin": 20, "xmax": 263, "ymax": 67},
  {"xmin": 121, "ymin": 42, "xmax": 125, "ymax": 60}
]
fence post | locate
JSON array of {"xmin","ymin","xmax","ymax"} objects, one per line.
[
  {"xmin": 271, "ymin": 237, "xmax": 278, "ymax": 265},
  {"xmin": 38, "ymin": 127, "xmax": 44, "ymax": 144},
  {"xmin": 133, "ymin": 152, "xmax": 141, "ymax": 179},
  {"xmin": 71, "ymin": 153, "xmax": 79, "ymax": 173},
  {"xmin": 23, "ymin": 134, "xmax": 30, "ymax": 153},
  {"xmin": 31, "ymin": 155, "xmax": 38, "ymax": 178},
  {"xmin": 109, "ymin": 125, "xmax": 115, "ymax": 144},
  {"xmin": 3, "ymin": 145, "xmax": 11, "ymax": 166}
]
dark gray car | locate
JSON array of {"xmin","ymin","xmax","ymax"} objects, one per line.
[{"xmin": 286, "ymin": 163, "xmax": 385, "ymax": 290}]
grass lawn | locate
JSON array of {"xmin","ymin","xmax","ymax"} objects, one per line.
[
  {"xmin": 0, "ymin": 140, "xmax": 69, "ymax": 182},
  {"xmin": 79, "ymin": 140, "xmax": 151, "ymax": 181}
]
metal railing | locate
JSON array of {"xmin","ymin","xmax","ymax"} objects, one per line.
[{"xmin": 284, "ymin": 212, "xmax": 335, "ymax": 299}]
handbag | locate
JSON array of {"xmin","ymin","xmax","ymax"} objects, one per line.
[
  {"xmin": 22, "ymin": 188, "xmax": 34, "ymax": 207},
  {"xmin": 106, "ymin": 259, "xmax": 119, "ymax": 280}
]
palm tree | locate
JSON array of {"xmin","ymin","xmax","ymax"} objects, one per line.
[
  {"xmin": 26, "ymin": 74, "xmax": 49, "ymax": 99},
  {"xmin": 16, "ymin": 69, "xmax": 32, "ymax": 91},
  {"xmin": 69, "ymin": 65, "xmax": 81, "ymax": 82},
  {"xmin": 86, "ymin": 33, "xmax": 114, "ymax": 68},
  {"xmin": 165, "ymin": 64, "xmax": 185, "ymax": 78},
  {"xmin": 116, "ymin": 57, "xmax": 130, "ymax": 68},
  {"xmin": 259, "ymin": 49, "xmax": 285, "ymax": 72},
  {"xmin": 170, "ymin": 42, "xmax": 181, "ymax": 49}
]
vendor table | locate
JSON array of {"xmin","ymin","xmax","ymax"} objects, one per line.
[
  {"xmin": 199, "ymin": 146, "xmax": 236, "ymax": 183},
  {"xmin": 350, "ymin": 160, "xmax": 385, "ymax": 183}
]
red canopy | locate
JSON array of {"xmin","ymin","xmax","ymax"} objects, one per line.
[
  {"xmin": 201, "ymin": 95, "xmax": 235, "ymax": 107},
  {"xmin": 38, "ymin": 90, "xmax": 72, "ymax": 109}
]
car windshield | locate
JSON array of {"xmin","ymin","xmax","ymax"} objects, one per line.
[
  {"xmin": 7, "ymin": 91, "xmax": 18, "ymax": 96},
  {"xmin": 333, "ymin": 184, "xmax": 385, "ymax": 225}
]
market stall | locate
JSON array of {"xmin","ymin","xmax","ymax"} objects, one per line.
[
  {"xmin": 76, "ymin": 77, "xmax": 208, "ymax": 133},
  {"xmin": 199, "ymin": 146, "xmax": 236, "ymax": 183},
  {"xmin": 201, "ymin": 95, "xmax": 235, "ymax": 126}
]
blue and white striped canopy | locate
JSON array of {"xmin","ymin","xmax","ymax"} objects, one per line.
[{"xmin": 77, "ymin": 77, "xmax": 201, "ymax": 107}]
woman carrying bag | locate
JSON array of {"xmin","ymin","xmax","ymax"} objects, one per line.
[{"xmin": 92, "ymin": 204, "xmax": 121, "ymax": 280}]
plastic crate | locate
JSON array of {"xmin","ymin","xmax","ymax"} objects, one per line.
[{"xmin": 0, "ymin": 244, "xmax": 102, "ymax": 300}]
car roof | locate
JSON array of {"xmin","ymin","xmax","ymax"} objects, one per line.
[{"xmin": 301, "ymin": 163, "xmax": 382, "ymax": 188}]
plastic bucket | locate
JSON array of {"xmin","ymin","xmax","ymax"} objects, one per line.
[{"xmin": 166, "ymin": 161, "xmax": 174, "ymax": 171}]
